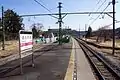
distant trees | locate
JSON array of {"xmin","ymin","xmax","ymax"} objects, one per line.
[
  {"xmin": 0, "ymin": 18, "xmax": 2, "ymax": 41},
  {"xmin": 3, "ymin": 9, "xmax": 23, "ymax": 40},
  {"xmin": 96, "ymin": 26, "xmax": 111, "ymax": 42},
  {"xmin": 4, "ymin": 9, "xmax": 23, "ymax": 32},
  {"xmin": 85, "ymin": 26, "xmax": 92, "ymax": 38},
  {"xmin": 31, "ymin": 23, "xmax": 44, "ymax": 38}
]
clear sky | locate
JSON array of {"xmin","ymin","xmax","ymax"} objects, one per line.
[{"xmin": 0, "ymin": 0, "xmax": 120, "ymax": 31}]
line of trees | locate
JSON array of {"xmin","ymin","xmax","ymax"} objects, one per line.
[
  {"xmin": 86, "ymin": 26, "xmax": 111, "ymax": 43},
  {"xmin": 0, "ymin": 9, "xmax": 24, "ymax": 40},
  {"xmin": 96, "ymin": 26, "xmax": 111, "ymax": 42},
  {"xmin": 0, "ymin": 8, "xmax": 45, "ymax": 41}
]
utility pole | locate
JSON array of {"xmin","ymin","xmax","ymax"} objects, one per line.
[
  {"xmin": 49, "ymin": 26, "xmax": 50, "ymax": 30},
  {"xmin": 85, "ymin": 24, "xmax": 87, "ymax": 40},
  {"xmin": 58, "ymin": 2, "xmax": 62, "ymax": 45},
  {"xmin": 79, "ymin": 25, "xmax": 80, "ymax": 39},
  {"xmin": 112, "ymin": 0, "xmax": 115, "ymax": 55},
  {"xmin": 2, "ymin": 6, "xmax": 5, "ymax": 50}
]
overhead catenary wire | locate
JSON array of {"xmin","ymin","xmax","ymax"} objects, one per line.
[
  {"xmin": 95, "ymin": 0, "xmax": 107, "ymax": 12},
  {"xmin": 88, "ymin": 0, "xmax": 107, "ymax": 24},
  {"xmin": 33, "ymin": 0, "xmax": 58, "ymax": 19},
  {"xmin": 97, "ymin": 0, "xmax": 102, "ymax": 5},
  {"xmin": 89, "ymin": 2, "xmax": 111, "ymax": 26},
  {"xmin": 37, "ymin": 0, "xmax": 57, "ymax": 12},
  {"xmin": 33, "ymin": 0, "xmax": 52, "ymax": 13},
  {"xmin": 89, "ymin": 0, "xmax": 103, "ymax": 16},
  {"xmin": 88, "ymin": 0, "xmax": 107, "ymax": 26}
]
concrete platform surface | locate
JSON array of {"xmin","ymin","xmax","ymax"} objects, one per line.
[
  {"xmin": 0, "ymin": 43, "xmax": 72, "ymax": 80},
  {"xmin": 0, "ymin": 38, "xmax": 96, "ymax": 80},
  {"xmin": 72, "ymin": 38, "xmax": 96, "ymax": 80}
]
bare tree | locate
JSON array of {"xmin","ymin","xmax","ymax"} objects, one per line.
[
  {"xmin": 96, "ymin": 26, "xmax": 111, "ymax": 43},
  {"xmin": 31, "ymin": 23, "xmax": 44, "ymax": 38}
]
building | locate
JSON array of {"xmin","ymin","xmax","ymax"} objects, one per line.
[{"xmin": 48, "ymin": 28, "xmax": 71, "ymax": 36}]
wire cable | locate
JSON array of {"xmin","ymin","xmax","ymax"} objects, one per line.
[
  {"xmin": 97, "ymin": 0, "xmax": 102, "ymax": 5},
  {"xmin": 34, "ymin": 0, "xmax": 52, "ymax": 13},
  {"xmin": 89, "ymin": 2, "xmax": 111, "ymax": 25},
  {"xmin": 33, "ymin": 0, "xmax": 58, "ymax": 19},
  {"xmin": 96, "ymin": 0, "xmax": 107, "ymax": 12},
  {"xmin": 37, "ymin": 0, "xmax": 57, "ymax": 12},
  {"xmin": 88, "ymin": 0, "xmax": 107, "ymax": 26},
  {"xmin": 89, "ymin": 0, "xmax": 102, "ymax": 16}
]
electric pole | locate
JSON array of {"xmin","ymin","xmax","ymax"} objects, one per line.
[
  {"xmin": 2, "ymin": 6, "xmax": 5, "ymax": 50},
  {"xmin": 58, "ymin": 2, "xmax": 62, "ymax": 45},
  {"xmin": 112, "ymin": 0, "xmax": 115, "ymax": 55},
  {"xmin": 85, "ymin": 24, "xmax": 87, "ymax": 40},
  {"xmin": 79, "ymin": 25, "xmax": 80, "ymax": 39}
]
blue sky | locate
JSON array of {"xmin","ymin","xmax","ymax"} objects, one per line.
[{"xmin": 0, "ymin": 0, "xmax": 120, "ymax": 31}]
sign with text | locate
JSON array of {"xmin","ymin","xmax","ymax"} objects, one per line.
[{"xmin": 19, "ymin": 30, "xmax": 33, "ymax": 58}]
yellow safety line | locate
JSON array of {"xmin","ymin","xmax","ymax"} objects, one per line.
[{"xmin": 64, "ymin": 38, "xmax": 75, "ymax": 80}]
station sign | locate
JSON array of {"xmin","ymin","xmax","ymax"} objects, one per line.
[
  {"xmin": 19, "ymin": 30, "xmax": 34, "ymax": 74},
  {"xmin": 19, "ymin": 30, "xmax": 33, "ymax": 58}
]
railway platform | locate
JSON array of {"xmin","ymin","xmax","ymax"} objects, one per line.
[
  {"xmin": 0, "ymin": 42, "xmax": 72, "ymax": 80},
  {"xmin": 0, "ymin": 38, "xmax": 96, "ymax": 80},
  {"xmin": 72, "ymin": 38, "xmax": 96, "ymax": 80}
]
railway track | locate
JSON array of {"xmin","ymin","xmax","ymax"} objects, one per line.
[
  {"xmin": 76, "ymin": 38, "xmax": 120, "ymax": 80},
  {"xmin": 0, "ymin": 44, "xmax": 58, "ymax": 78}
]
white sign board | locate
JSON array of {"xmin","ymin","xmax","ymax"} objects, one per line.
[{"xmin": 19, "ymin": 30, "xmax": 33, "ymax": 58}]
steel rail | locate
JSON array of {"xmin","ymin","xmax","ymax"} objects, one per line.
[
  {"xmin": 79, "ymin": 41, "xmax": 105, "ymax": 80},
  {"xmin": 75, "ymin": 38, "xmax": 120, "ymax": 80}
]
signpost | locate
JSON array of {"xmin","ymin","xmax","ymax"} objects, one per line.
[{"xmin": 19, "ymin": 30, "xmax": 34, "ymax": 74}]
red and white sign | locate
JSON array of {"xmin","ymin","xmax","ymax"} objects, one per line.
[{"xmin": 19, "ymin": 30, "xmax": 33, "ymax": 58}]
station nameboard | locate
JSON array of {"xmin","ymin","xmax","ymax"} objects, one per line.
[{"xmin": 19, "ymin": 30, "xmax": 33, "ymax": 58}]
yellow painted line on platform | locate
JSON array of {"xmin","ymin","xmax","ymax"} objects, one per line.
[{"xmin": 64, "ymin": 38, "xmax": 75, "ymax": 80}]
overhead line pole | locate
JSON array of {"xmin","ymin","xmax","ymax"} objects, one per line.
[
  {"xmin": 85, "ymin": 24, "xmax": 87, "ymax": 40},
  {"xmin": 58, "ymin": 2, "xmax": 62, "ymax": 45},
  {"xmin": 79, "ymin": 25, "xmax": 80, "ymax": 39},
  {"xmin": 112, "ymin": 0, "xmax": 115, "ymax": 55},
  {"xmin": 2, "ymin": 6, "xmax": 5, "ymax": 50}
]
